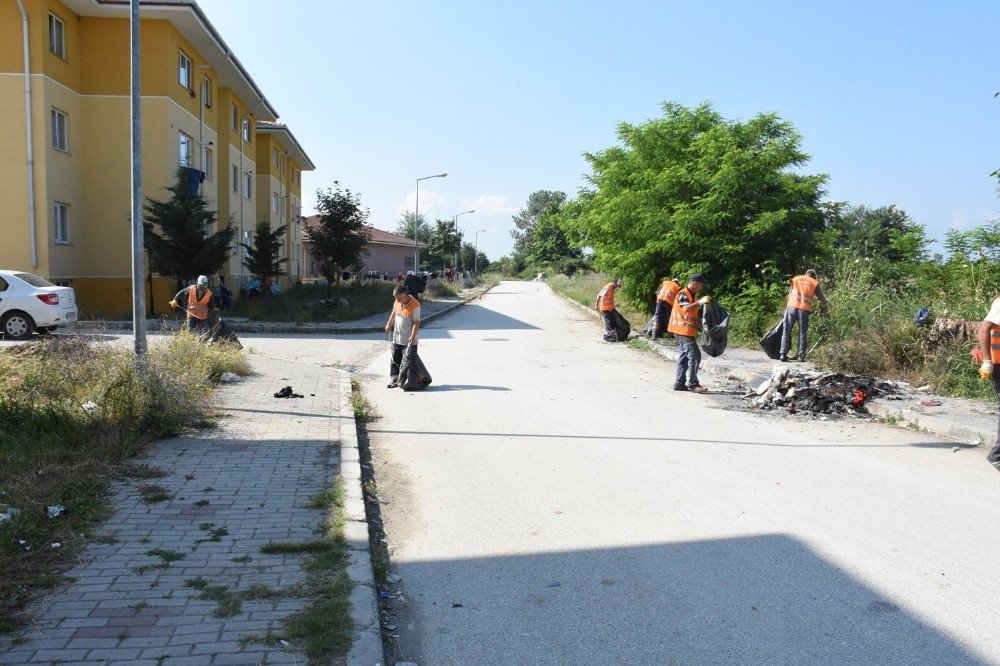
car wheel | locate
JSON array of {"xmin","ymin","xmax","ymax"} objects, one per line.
[{"xmin": 1, "ymin": 311, "xmax": 36, "ymax": 340}]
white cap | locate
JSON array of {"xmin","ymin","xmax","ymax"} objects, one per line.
[{"xmin": 197, "ymin": 275, "xmax": 208, "ymax": 286}]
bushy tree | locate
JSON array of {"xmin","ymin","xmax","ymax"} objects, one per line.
[
  {"xmin": 395, "ymin": 212, "xmax": 431, "ymax": 246},
  {"xmin": 144, "ymin": 168, "xmax": 235, "ymax": 283},
  {"xmin": 426, "ymin": 219, "xmax": 462, "ymax": 270},
  {"xmin": 242, "ymin": 220, "xmax": 287, "ymax": 294},
  {"xmin": 563, "ymin": 102, "xmax": 827, "ymax": 305},
  {"xmin": 511, "ymin": 190, "xmax": 569, "ymax": 261},
  {"xmin": 459, "ymin": 242, "xmax": 489, "ymax": 273},
  {"xmin": 309, "ymin": 182, "xmax": 372, "ymax": 295}
]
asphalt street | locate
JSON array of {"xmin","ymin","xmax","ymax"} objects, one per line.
[{"xmin": 357, "ymin": 281, "xmax": 1000, "ymax": 665}]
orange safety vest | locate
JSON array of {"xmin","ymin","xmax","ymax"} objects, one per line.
[
  {"xmin": 991, "ymin": 329, "xmax": 1000, "ymax": 365},
  {"xmin": 787, "ymin": 275, "xmax": 818, "ymax": 312},
  {"xmin": 186, "ymin": 285, "xmax": 212, "ymax": 320},
  {"xmin": 657, "ymin": 280, "xmax": 681, "ymax": 305},
  {"xmin": 598, "ymin": 283, "xmax": 616, "ymax": 312},
  {"xmin": 667, "ymin": 288, "xmax": 699, "ymax": 337}
]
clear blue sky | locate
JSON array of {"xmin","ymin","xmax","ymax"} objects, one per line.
[{"xmin": 197, "ymin": 0, "xmax": 1000, "ymax": 261}]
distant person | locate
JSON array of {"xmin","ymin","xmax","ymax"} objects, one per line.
[
  {"xmin": 668, "ymin": 274, "xmax": 711, "ymax": 393},
  {"xmin": 595, "ymin": 277, "xmax": 624, "ymax": 340},
  {"xmin": 384, "ymin": 285, "xmax": 421, "ymax": 388},
  {"xmin": 780, "ymin": 269, "xmax": 828, "ymax": 362},
  {"xmin": 169, "ymin": 274, "xmax": 218, "ymax": 333},
  {"xmin": 650, "ymin": 278, "xmax": 681, "ymax": 339},
  {"xmin": 978, "ymin": 295, "xmax": 1000, "ymax": 473}
]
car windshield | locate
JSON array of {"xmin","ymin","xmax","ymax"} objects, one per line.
[{"xmin": 13, "ymin": 272, "xmax": 56, "ymax": 288}]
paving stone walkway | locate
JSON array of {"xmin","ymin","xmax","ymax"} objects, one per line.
[{"xmin": 0, "ymin": 356, "xmax": 344, "ymax": 665}]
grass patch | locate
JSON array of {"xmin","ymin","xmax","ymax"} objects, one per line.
[
  {"xmin": 0, "ymin": 333, "xmax": 251, "ymax": 633},
  {"xmin": 120, "ymin": 463, "xmax": 168, "ymax": 480},
  {"xmin": 260, "ymin": 540, "xmax": 330, "ymax": 555},
  {"xmin": 231, "ymin": 555, "xmax": 253, "ymax": 563},
  {"xmin": 195, "ymin": 523, "xmax": 228, "ymax": 544},
  {"xmin": 138, "ymin": 484, "xmax": 173, "ymax": 504},
  {"xmin": 145, "ymin": 548, "xmax": 185, "ymax": 568},
  {"xmin": 227, "ymin": 281, "xmax": 397, "ymax": 324},
  {"xmin": 350, "ymin": 380, "xmax": 375, "ymax": 421},
  {"xmin": 548, "ymin": 272, "xmax": 648, "ymax": 331}
]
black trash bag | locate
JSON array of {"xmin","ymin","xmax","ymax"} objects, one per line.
[
  {"xmin": 200, "ymin": 311, "xmax": 242, "ymax": 349},
  {"xmin": 759, "ymin": 318, "xmax": 784, "ymax": 360},
  {"xmin": 700, "ymin": 301, "xmax": 730, "ymax": 357},
  {"xmin": 398, "ymin": 344, "xmax": 432, "ymax": 391},
  {"xmin": 603, "ymin": 310, "xmax": 631, "ymax": 342}
]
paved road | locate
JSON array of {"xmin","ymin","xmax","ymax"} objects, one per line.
[{"xmin": 359, "ymin": 281, "xmax": 1000, "ymax": 665}]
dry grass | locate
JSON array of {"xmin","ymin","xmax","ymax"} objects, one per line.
[{"xmin": 0, "ymin": 332, "xmax": 250, "ymax": 632}]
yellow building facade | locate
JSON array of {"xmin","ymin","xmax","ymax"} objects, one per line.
[{"xmin": 0, "ymin": 0, "xmax": 313, "ymax": 315}]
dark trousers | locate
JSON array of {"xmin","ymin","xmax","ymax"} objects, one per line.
[
  {"xmin": 390, "ymin": 343, "xmax": 416, "ymax": 379},
  {"xmin": 651, "ymin": 301, "xmax": 672, "ymax": 338},
  {"xmin": 674, "ymin": 335, "xmax": 701, "ymax": 388},
  {"xmin": 989, "ymin": 370, "xmax": 1000, "ymax": 463},
  {"xmin": 601, "ymin": 310, "xmax": 617, "ymax": 338},
  {"xmin": 780, "ymin": 306, "xmax": 810, "ymax": 357}
]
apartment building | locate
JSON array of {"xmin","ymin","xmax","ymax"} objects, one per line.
[{"xmin": 0, "ymin": 0, "xmax": 313, "ymax": 314}]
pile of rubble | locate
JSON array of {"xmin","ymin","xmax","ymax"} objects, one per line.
[{"xmin": 744, "ymin": 366, "xmax": 903, "ymax": 416}]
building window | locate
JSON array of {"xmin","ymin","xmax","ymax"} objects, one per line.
[
  {"xmin": 271, "ymin": 147, "xmax": 278, "ymax": 167},
  {"xmin": 54, "ymin": 203, "xmax": 69, "ymax": 244},
  {"xmin": 297, "ymin": 171, "xmax": 301, "ymax": 187},
  {"xmin": 178, "ymin": 131, "xmax": 193, "ymax": 166},
  {"xmin": 242, "ymin": 118, "xmax": 251, "ymax": 144},
  {"xmin": 232, "ymin": 165, "xmax": 238, "ymax": 192},
  {"xmin": 271, "ymin": 192, "xmax": 279, "ymax": 213},
  {"xmin": 243, "ymin": 171, "xmax": 252, "ymax": 199},
  {"xmin": 203, "ymin": 146, "xmax": 213, "ymax": 180},
  {"xmin": 51, "ymin": 108, "xmax": 68, "ymax": 152},
  {"xmin": 49, "ymin": 14, "xmax": 66, "ymax": 59},
  {"xmin": 404, "ymin": 256, "xmax": 414, "ymax": 269},
  {"xmin": 202, "ymin": 77, "xmax": 213, "ymax": 108},
  {"xmin": 178, "ymin": 50, "xmax": 193, "ymax": 90},
  {"xmin": 232, "ymin": 104, "xmax": 238, "ymax": 130}
]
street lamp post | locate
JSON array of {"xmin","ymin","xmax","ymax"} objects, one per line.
[
  {"xmin": 453, "ymin": 209, "xmax": 474, "ymax": 271},
  {"xmin": 474, "ymin": 229, "xmax": 487, "ymax": 275},
  {"xmin": 414, "ymin": 173, "xmax": 447, "ymax": 271}
]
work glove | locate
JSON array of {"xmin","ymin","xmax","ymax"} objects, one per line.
[
  {"xmin": 169, "ymin": 300, "xmax": 178, "ymax": 309},
  {"xmin": 980, "ymin": 360, "xmax": 994, "ymax": 380},
  {"xmin": 697, "ymin": 296, "xmax": 712, "ymax": 306}
]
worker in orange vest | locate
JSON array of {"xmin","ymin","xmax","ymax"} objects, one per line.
[
  {"xmin": 650, "ymin": 278, "xmax": 681, "ymax": 339},
  {"xmin": 169, "ymin": 275, "xmax": 219, "ymax": 333},
  {"xmin": 595, "ymin": 278, "xmax": 623, "ymax": 340},
  {"xmin": 779, "ymin": 269, "xmax": 828, "ymax": 362},
  {"xmin": 978, "ymin": 294, "xmax": 1000, "ymax": 472},
  {"xmin": 668, "ymin": 274, "xmax": 712, "ymax": 393}
]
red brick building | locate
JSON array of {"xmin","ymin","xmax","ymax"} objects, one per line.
[{"xmin": 300, "ymin": 217, "xmax": 424, "ymax": 278}]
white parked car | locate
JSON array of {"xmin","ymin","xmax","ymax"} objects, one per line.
[{"xmin": 0, "ymin": 271, "xmax": 78, "ymax": 340}]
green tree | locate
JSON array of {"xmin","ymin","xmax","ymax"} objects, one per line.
[
  {"xmin": 309, "ymin": 182, "xmax": 372, "ymax": 296},
  {"xmin": 241, "ymin": 220, "xmax": 287, "ymax": 294},
  {"xmin": 511, "ymin": 190, "xmax": 568, "ymax": 262},
  {"xmin": 144, "ymin": 168, "xmax": 235, "ymax": 283},
  {"xmin": 427, "ymin": 219, "xmax": 462, "ymax": 270},
  {"xmin": 395, "ymin": 212, "xmax": 431, "ymax": 247},
  {"xmin": 563, "ymin": 101, "xmax": 827, "ymax": 305},
  {"xmin": 829, "ymin": 205, "xmax": 927, "ymax": 264},
  {"xmin": 459, "ymin": 242, "xmax": 490, "ymax": 273}
]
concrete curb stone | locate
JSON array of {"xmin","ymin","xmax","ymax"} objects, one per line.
[{"xmin": 552, "ymin": 285, "xmax": 998, "ymax": 450}]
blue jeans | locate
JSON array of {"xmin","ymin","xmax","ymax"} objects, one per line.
[
  {"xmin": 780, "ymin": 306, "xmax": 810, "ymax": 357},
  {"xmin": 674, "ymin": 335, "xmax": 701, "ymax": 388}
]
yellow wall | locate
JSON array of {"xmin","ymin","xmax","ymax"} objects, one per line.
[{"xmin": 73, "ymin": 276, "xmax": 176, "ymax": 317}]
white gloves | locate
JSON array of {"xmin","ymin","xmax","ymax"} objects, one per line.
[
  {"xmin": 980, "ymin": 361, "xmax": 994, "ymax": 380},
  {"xmin": 697, "ymin": 295, "xmax": 712, "ymax": 306}
]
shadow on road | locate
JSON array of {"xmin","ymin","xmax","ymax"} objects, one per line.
[
  {"xmin": 424, "ymin": 384, "xmax": 512, "ymax": 392},
  {"xmin": 399, "ymin": 534, "xmax": 981, "ymax": 663}
]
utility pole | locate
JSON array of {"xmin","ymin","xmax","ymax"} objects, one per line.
[{"xmin": 130, "ymin": 0, "xmax": 147, "ymax": 356}]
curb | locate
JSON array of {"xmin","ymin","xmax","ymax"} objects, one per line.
[
  {"xmin": 71, "ymin": 285, "xmax": 493, "ymax": 336},
  {"xmin": 551, "ymin": 286, "xmax": 998, "ymax": 449},
  {"xmin": 337, "ymin": 370, "xmax": 384, "ymax": 666}
]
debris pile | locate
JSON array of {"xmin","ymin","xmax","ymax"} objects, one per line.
[
  {"xmin": 274, "ymin": 386, "xmax": 304, "ymax": 399},
  {"xmin": 744, "ymin": 366, "xmax": 902, "ymax": 416}
]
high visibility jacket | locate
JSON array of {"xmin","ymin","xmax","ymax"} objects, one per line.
[
  {"xmin": 787, "ymin": 275, "xmax": 819, "ymax": 312},
  {"xmin": 186, "ymin": 285, "xmax": 212, "ymax": 320},
  {"xmin": 657, "ymin": 280, "xmax": 681, "ymax": 304},
  {"xmin": 667, "ymin": 288, "xmax": 699, "ymax": 337},
  {"xmin": 991, "ymin": 329, "xmax": 1000, "ymax": 364},
  {"xmin": 598, "ymin": 283, "xmax": 616, "ymax": 312}
]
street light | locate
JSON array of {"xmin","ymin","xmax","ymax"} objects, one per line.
[
  {"xmin": 414, "ymin": 172, "xmax": 447, "ymax": 271},
  {"xmin": 453, "ymin": 209, "xmax": 474, "ymax": 271},
  {"xmin": 474, "ymin": 229, "xmax": 487, "ymax": 275}
]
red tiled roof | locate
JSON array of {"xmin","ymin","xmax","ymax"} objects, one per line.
[{"xmin": 301, "ymin": 217, "xmax": 424, "ymax": 247}]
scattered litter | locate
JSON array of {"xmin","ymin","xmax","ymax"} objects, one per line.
[
  {"xmin": 51, "ymin": 542, "xmax": 61, "ymax": 548},
  {"xmin": 916, "ymin": 385, "xmax": 931, "ymax": 393},
  {"xmin": 386, "ymin": 573, "xmax": 402, "ymax": 584},
  {"xmin": 0, "ymin": 506, "xmax": 20, "ymax": 523},
  {"xmin": 727, "ymin": 374, "xmax": 737, "ymax": 381},
  {"xmin": 46, "ymin": 504, "xmax": 65, "ymax": 518},
  {"xmin": 219, "ymin": 372, "xmax": 240, "ymax": 383},
  {"xmin": 379, "ymin": 591, "xmax": 390, "ymax": 599},
  {"xmin": 920, "ymin": 400, "xmax": 943, "ymax": 407},
  {"xmin": 384, "ymin": 623, "xmax": 398, "ymax": 631},
  {"xmin": 743, "ymin": 366, "xmax": 900, "ymax": 416},
  {"xmin": 279, "ymin": 640, "xmax": 289, "ymax": 647},
  {"xmin": 546, "ymin": 582, "xmax": 561, "ymax": 588},
  {"xmin": 952, "ymin": 447, "xmax": 960, "ymax": 453},
  {"xmin": 81, "ymin": 401, "xmax": 100, "ymax": 415},
  {"xmin": 452, "ymin": 603, "xmax": 463, "ymax": 608},
  {"xmin": 274, "ymin": 386, "xmax": 304, "ymax": 399}
]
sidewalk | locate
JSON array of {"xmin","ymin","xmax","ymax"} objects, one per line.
[
  {"xmin": 0, "ymin": 356, "xmax": 355, "ymax": 665},
  {"xmin": 560, "ymin": 289, "xmax": 999, "ymax": 451},
  {"xmin": 74, "ymin": 286, "xmax": 489, "ymax": 336}
]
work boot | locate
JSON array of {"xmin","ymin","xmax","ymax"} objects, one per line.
[
  {"xmin": 797, "ymin": 354, "xmax": 806, "ymax": 362},
  {"xmin": 673, "ymin": 385, "xmax": 687, "ymax": 392},
  {"xmin": 689, "ymin": 385, "xmax": 708, "ymax": 394},
  {"xmin": 779, "ymin": 354, "xmax": 789, "ymax": 362}
]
